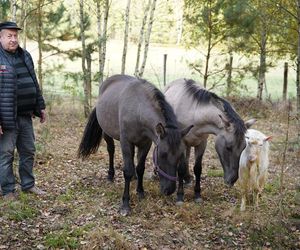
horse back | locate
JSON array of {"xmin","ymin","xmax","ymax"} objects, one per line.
[{"xmin": 96, "ymin": 75, "xmax": 163, "ymax": 143}]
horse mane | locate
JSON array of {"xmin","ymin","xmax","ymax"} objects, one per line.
[
  {"xmin": 184, "ymin": 79, "xmax": 246, "ymax": 138},
  {"xmin": 139, "ymin": 78, "xmax": 181, "ymax": 149}
]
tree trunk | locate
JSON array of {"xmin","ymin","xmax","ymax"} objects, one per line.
[
  {"xmin": 20, "ymin": 0, "xmax": 28, "ymax": 49},
  {"xmin": 97, "ymin": 1, "xmax": 102, "ymax": 82},
  {"xmin": 86, "ymin": 44, "xmax": 92, "ymax": 107},
  {"xmin": 257, "ymin": 24, "xmax": 267, "ymax": 100},
  {"xmin": 97, "ymin": 0, "xmax": 109, "ymax": 87},
  {"xmin": 10, "ymin": 0, "xmax": 16, "ymax": 21},
  {"xmin": 203, "ymin": 1, "xmax": 212, "ymax": 89},
  {"xmin": 80, "ymin": 0, "xmax": 90, "ymax": 117},
  {"xmin": 283, "ymin": 62, "xmax": 288, "ymax": 101},
  {"xmin": 134, "ymin": 0, "xmax": 151, "ymax": 77},
  {"xmin": 37, "ymin": 0, "xmax": 43, "ymax": 93},
  {"xmin": 121, "ymin": 0, "xmax": 131, "ymax": 74},
  {"xmin": 138, "ymin": 0, "xmax": 157, "ymax": 78},
  {"xmin": 226, "ymin": 53, "xmax": 233, "ymax": 97},
  {"xmin": 297, "ymin": 0, "xmax": 300, "ymax": 142},
  {"xmin": 174, "ymin": 0, "xmax": 184, "ymax": 45}
]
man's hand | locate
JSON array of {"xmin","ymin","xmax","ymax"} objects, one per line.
[
  {"xmin": 40, "ymin": 110, "xmax": 46, "ymax": 123},
  {"xmin": 0, "ymin": 125, "xmax": 3, "ymax": 135}
]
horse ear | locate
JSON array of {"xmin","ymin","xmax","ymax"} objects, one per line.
[
  {"xmin": 219, "ymin": 114, "xmax": 230, "ymax": 128},
  {"xmin": 156, "ymin": 123, "xmax": 166, "ymax": 138},
  {"xmin": 181, "ymin": 125, "xmax": 193, "ymax": 137},
  {"xmin": 264, "ymin": 136, "xmax": 272, "ymax": 142},
  {"xmin": 245, "ymin": 118, "xmax": 257, "ymax": 129}
]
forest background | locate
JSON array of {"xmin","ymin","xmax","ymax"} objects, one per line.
[
  {"xmin": 0, "ymin": 0, "xmax": 299, "ymax": 249},
  {"xmin": 1, "ymin": 0, "xmax": 299, "ymax": 104}
]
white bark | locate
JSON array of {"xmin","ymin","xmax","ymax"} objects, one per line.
[
  {"xmin": 121, "ymin": 0, "xmax": 131, "ymax": 74},
  {"xmin": 138, "ymin": 0, "xmax": 157, "ymax": 78},
  {"xmin": 134, "ymin": 0, "xmax": 151, "ymax": 76},
  {"xmin": 80, "ymin": 0, "xmax": 89, "ymax": 117}
]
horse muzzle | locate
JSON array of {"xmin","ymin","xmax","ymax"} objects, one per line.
[
  {"xmin": 224, "ymin": 175, "xmax": 238, "ymax": 187},
  {"xmin": 160, "ymin": 182, "xmax": 176, "ymax": 196}
]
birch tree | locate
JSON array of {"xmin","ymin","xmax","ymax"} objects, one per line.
[
  {"xmin": 137, "ymin": 0, "xmax": 157, "ymax": 78},
  {"xmin": 10, "ymin": 0, "xmax": 17, "ymax": 21},
  {"xmin": 296, "ymin": 0, "xmax": 300, "ymax": 142},
  {"xmin": 174, "ymin": 0, "xmax": 184, "ymax": 45},
  {"xmin": 37, "ymin": 0, "xmax": 44, "ymax": 92},
  {"xmin": 121, "ymin": 0, "xmax": 131, "ymax": 74},
  {"xmin": 20, "ymin": 0, "xmax": 28, "ymax": 48},
  {"xmin": 97, "ymin": 0, "xmax": 110, "ymax": 86},
  {"xmin": 79, "ymin": 0, "xmax": 90, "ymax": 117},
  {"xmin": 134, "ymin": 0, "xmax": 151, "ymax": 76}
]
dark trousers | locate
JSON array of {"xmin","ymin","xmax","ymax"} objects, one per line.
[{"xmin": 0, "ymin": 116, "xmax": 35, "ymax": 195}]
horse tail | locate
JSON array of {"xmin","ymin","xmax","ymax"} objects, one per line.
[{"xmin": 78, "ymin": 107, "xmax": 103, "ymax": 159}]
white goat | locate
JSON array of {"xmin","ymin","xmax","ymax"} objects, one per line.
[{"xmin": 238, "ymin": 129, "xmax": 271, "ymax": 211}]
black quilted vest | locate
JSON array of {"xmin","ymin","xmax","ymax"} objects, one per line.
[{"xmin": 0, "ymin": 45, "xmax": 45, "ymax": 130}]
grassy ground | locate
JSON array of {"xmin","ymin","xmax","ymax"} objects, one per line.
[{"xmin": 0, "ymin": 97, "xmax": 299, "ymax": 249}]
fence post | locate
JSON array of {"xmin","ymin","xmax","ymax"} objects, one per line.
[
  {"xmin": 163, "ymin": 54, "xmax": 167, "ymax": 86},
  {"xmin": 283, "ymin": 62, "xmax": 288, "ymax": 101}
]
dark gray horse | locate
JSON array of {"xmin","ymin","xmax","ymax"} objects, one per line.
[
  {"xmin": 78, "ymin": 75, "xmax": 192, "ymax": 215},
  {"xmin": 164, "ymin": 78, "xmax": 253, "ymax": 204}
]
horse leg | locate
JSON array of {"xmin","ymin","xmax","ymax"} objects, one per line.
[
  {"xmin": 120, "ymin": 140, "xmax": 135, "ymax": 216},
  {"xmin": 103, "ymin": 133, "xmax": 115, "ymax": 182},
  {"xmin": 136, "ymin": 141, "xmax": 152, "ymax": 200},
  {"xmin": 194, "ymin": 139, "xmax": 207, "ymax": 203},
  {"xmin": 176, "ymin": 154, "xmax": 187, "ymax": 205},
  {"xmin": 183, "ymin": 146, "xmax": 192, "ymax": 186}
]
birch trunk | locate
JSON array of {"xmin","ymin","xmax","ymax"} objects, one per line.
[
  {"xmin": 297, "ymin": 0, "xmax": 300, "ymax": 142},
  {"xmin": 37, "ymin": 0, "xmax": 43, "ymax": 92},
  {"xmin": 80, "ymin": 0, "xmax": 90, "ymax": 117},
  {"xmin": 138, "ymin": 0, "xmax": 157, "ymax": 78},
  {"xmin": 97, "ymin": 1, "xmax": 103, "ymax": 83},
  {"xmin": 121, "ymin": 0, "xmax": 131, "ymax": 74},
  {"xmin": 226, "ymin": 53, "xmax": 233, "ymax": 97},
  {"xmin": 98, "ymin": 0, "xmax": 109, "ymax": 87},
  {"xmin": 203, "ymin": 1, "xmax": 212, "ymax": 88},
  {"xmin": 174, "ymin": 0, "xmax": 184, "ymax": 45},
  {"xmin": 20, "ymin": 0, "xmax": 28, "ymax": 49},
  {"xmin": 10, "ymin": 0, "xmax": 17, "ymax": 21},
  {"xmin": 134, "ymin": 0, "xmax": 151, "ymax": 76},
  {"xmin": 257, "ymin": 24, "xmax": 267, "ymax": 101},
  {"xmin": 86, "ymin": 45, "xmax": 92, "ymax": 107}
]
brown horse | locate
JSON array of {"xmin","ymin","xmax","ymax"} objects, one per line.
[
  {"xmin": 164, "ymin": 78, "xmax": 252, "ymax": 204},
  {"xmin": 78, "ymin": 75, "xmax": 192, "ymax": 215}
]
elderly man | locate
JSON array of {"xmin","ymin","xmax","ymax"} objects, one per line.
[{"xmin": 0, "ymin": 21, "xmax": 46, "ymax": 200}]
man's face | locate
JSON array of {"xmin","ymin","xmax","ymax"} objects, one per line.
[{"xmin": 0, "ymin": 29, "xmax": 19, "ymax": 53}]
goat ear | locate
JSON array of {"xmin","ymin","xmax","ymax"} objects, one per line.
[
  {"xmin": 156, "ymin": 123, "xmax": 166, "ymax": 138},
  {"xmin": 264, "ymin": 136, "xmax": 272, "ymax": 142},
  {"xmin": 245, "ymin": 118, "xmax": 257, "ymax": 129},
  {"xmin": 181, "ymin": 125, "xmax": 193, "ymax": 137},
  {"xmin": 219, "ymin": 114, "xmax": 230, "ymax": 128}
]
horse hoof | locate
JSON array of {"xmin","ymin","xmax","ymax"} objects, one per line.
[
  {"xmin": 138, "ymin": 192, "xmax": 145, "ymax": 200},
  {"xmin": 184, "ymin": 181, "xmax": 192, "ymax": 187},
  {"xmin": 195, "ymin": 197, "xmax": 203, "ymax": 203},
  {"xmin": 176, "ymin": 200, "xmax": 184, "ymax": 206},
  {"xmin": 120, "ymin": 207, "xmax": 131, "ymax": 216},
  {"xmin": 107, "ymin": 176, "xmax": 114, "ymax": 183}
]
